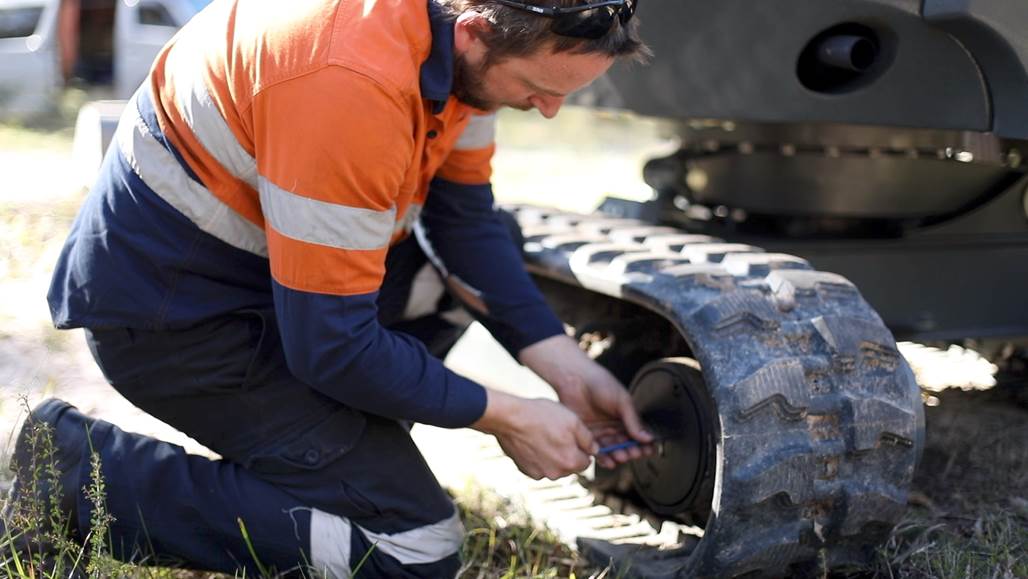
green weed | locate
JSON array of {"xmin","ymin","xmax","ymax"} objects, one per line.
[
  {"xmin": 872, "ymin": 507, "xmax": 1027, "ymax": 578},
  {"xmin": 454, "ymin": 485, "xmax": 610, "ymax": 579},
  {"xmin": 1, "ymin": 404, "xmax": 84, "ymax": 578}
]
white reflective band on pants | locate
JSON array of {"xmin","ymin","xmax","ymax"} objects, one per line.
[
  {"xmin": 116, "ymin": 91, "xmax": 269, "ymax": 257},
  {"xmin": 310, "ymin": 508, "xmax": 464, "ymax": 577}
]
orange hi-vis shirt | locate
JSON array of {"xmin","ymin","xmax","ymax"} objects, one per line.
[
  {"xmin": 49, "ymin": 0, "xmax": 566, "ymax": 428},
  {"xmin": 150, "ymin": 0, "xmax": 496, "ymax": 296}
]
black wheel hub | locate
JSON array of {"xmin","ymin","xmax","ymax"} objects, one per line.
[{"xmin": 629, "ymin": 358, "xmax": 717, "ymax": 522}]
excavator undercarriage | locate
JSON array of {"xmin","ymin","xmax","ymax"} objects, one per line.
[
  {"xmin": 497, "ymin": 1, "xmax": 1027, "ymax": 575},
  {"xmin": 508, "ymin": 206, "xmax": 923, "ymax": 577}
]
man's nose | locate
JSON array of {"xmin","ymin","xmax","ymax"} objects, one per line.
[{"xmin": 529, "ymin": 95, "xmax": 565, "ymax": 119}]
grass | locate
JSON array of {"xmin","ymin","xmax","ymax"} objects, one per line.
[
  {"xmin": 865, "ymin": 381, "xmax": 1028, "ymax": 579},
  {"xmin": 2, "ymin": 402, "xmax": 95, "ymax": 578},
  {"xmin": 456, "ymin": 487, "xmax": 605, "ymax": 579},
  {"xmin": 875, "ymin": 509, "xmax": 1027, "ymax": 578}
]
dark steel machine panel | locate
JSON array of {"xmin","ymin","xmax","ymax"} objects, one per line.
[
  {"xmin": 923, "ymin": 0, "xmax": 1028, "ymax": 138},
  {"xmin": 585, "ymin": 0, "xmax": 990, "ymax": 131}
]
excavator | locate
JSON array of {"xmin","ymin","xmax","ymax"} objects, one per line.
[{"xmin": 506, "ymin": 1, "xmax": 1027, "ymax": 576}]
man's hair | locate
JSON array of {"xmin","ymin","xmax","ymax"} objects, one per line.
[{"xmin": 438, "ymin": 0, "xmax": 651, "ymax": 64}]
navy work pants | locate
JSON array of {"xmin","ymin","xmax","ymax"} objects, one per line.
[{"xmin": 75, "ymin": 235, "xmax": 471, "ymax": 577}]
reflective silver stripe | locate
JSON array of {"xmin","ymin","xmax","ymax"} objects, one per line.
[
  {"xmin": 167, "ymin": 40, "xmax": 259, "ymax": 190},
  {"xmin": 164, "ymin": 40, "xmax": 395, "ymax": 253},
  {"xmin": 454, "ymin": 113, "xmax": 496, "ymax": 150},
  {"xmin": 309, "ymin": 508, "xmax": 463, "ymax": 575},
  {"xmin": 116, "ymin": 92, "xmax": 268, "ymax": 257},
  {"xmin": 413, "ymin": 219, "xmax": 449, "ymax": 277},
  {"xmin": 258, "ymin": 178, "xmax": 396, "ymax": 250},
  {"xmin": 393, "ymin": 202, "xmax": 423, "ymax": 236},
  {"xmin": 360, "ymin": 510, "xmax": 464, "ymax": 565},
  {"xmin": 310, "ymin": 509, "xmax": 353, "ymax": 579}
]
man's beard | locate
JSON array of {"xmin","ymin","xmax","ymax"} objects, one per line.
[{"xmin": 452, "ymin": 52, "xmax": 496, "ymax": 111}]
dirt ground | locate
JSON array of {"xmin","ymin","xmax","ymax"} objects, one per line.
[{"xmin": 1, "ymin": 112, "xmax": 1026, "ymax": 578}]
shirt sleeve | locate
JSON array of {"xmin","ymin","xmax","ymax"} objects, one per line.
[
  {"xmin": 420, "ymin": 113, "xmax": 565, "ymax": 357},
  {"xmin": 252, "ymin": 66, "xmax": 487, "ymax": 428}
]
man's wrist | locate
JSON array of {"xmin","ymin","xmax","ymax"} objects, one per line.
[
  {"xmin": 471, "ymin": 388, "xmax": 518, "ymax": 435},
  {"xmin": 518, "ymin": 334, "xmax": 589, "ymax": 397}
]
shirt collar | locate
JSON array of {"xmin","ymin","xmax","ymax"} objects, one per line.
[{"xmin": 420, "ymin": 0, "xmax": 455, "ymax": 114}]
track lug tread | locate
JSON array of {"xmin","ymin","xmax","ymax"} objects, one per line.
[
  {"xmin": 504, "ymin": 205, "xmax": 921, "ymax": 578},
  {"xmin": 714, "ymin": 521, "xmax": 817, "ymax": 577},
  {"xmin": 731, "ymin": 358, "xmax": 812, "ymax": 421},
  {"xmin": 696, "ymin": 292, "xmax": 781, "ymax": 334},
  {"xmin": 839, "ymin": 484, "xmax": 908, "ymax": 536},
  {"xmin": 539, "ymin": 232, "xmax": 609, "ymax": 251},
  {"xmin": 569, "ymin": 242, "xmax": 650, "ymax": 268},
  {"xmin": 521, "ymin": 223, "xmax": 575, "ymax": 239},
  {"xmin": 643, "ymin": 233, "xmax": 722, "ymax": 252},
  {"xmin": 732, "ymin": 442, "xmax": 819, "ymax": 506},
  {"xmin": 656, "ymin": 262, "xmax": 735, "ymax": 286},
  {"xmin": 684, "ymin": 243, "xmax": 764, "ymax": 263},
  {"xmin": 610, "ymin": 252, "xmax": 691, "ymax": 275},
  {"xmin": 722, "ymin": 253, "xmax": 813, "ymax": 277},
  {"xmin": 810, "ymin": 316, "xmax": 897, "ymax": 359},
  {"xmin": 843, "ymin": 395, "xmax": 917, "ymax": 451},
  {"xmin": 609, "ymin": 226, "xmax": 683, "ymax": 243}
]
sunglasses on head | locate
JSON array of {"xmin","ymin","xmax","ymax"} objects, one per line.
[{"xmin": 492, "ymin": 0, "xmax": 638, "ymax": 40}]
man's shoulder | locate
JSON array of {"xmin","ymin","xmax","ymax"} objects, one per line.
[
  {"xmin": 325, "ymin": 0, "xmax": 433, "ymax": 100},
  {"xmin": 231, "ymin": 0, "xmax": 431, "ymax": 104}
]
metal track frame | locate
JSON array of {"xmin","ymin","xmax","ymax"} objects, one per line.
[{"xmin": 509, "ymin": 204, "xmax": 925, "ymax": 578}]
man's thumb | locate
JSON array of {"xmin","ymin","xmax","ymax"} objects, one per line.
[
  {"xmin": 574, "ymin": 419, "xmax": 598, "ymax": 455},
  {"xmin": 620, "ymin": 395, "xmax": 654, "ymax": 443}
]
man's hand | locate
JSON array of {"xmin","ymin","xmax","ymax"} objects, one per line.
[
  {"xmin": 472, "ymin": 389, "xmax": 597, "ymax": 480},
  {"xmin": 519, "ymin": 334, "xmax": 654, "ymax": 469}
]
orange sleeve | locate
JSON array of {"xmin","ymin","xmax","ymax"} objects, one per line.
[
  {"xmin": 435, "ymin": 112, "xmax": 495, "ymax": 185},
  {"xmin": 251, "ymin": 66, "xmax": 415, "ymax": 296},
  {"xmin": 435, "ymin": 144, "xmax": 495, "ymax": 185}
]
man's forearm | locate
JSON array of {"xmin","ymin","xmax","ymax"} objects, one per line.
[
  {"xmin": 272, "ymin": 280, "xmax": 488, "ymax": 428},
  {"xmin": 420, "ymin": 178, "xmax": 566, "ymax": 356},
  {"xmin": 517, "ymin": 334, "xmax": 592, "ymax": 397}
]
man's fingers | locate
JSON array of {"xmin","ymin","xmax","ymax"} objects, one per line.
[
  {"xmin": 618, "ymin": 393, "xmax": 654, "ymax": 443},
  {"xmin": 574, "ymin": 419, "xmax": 599, "ymax": 456},
  {"xmin": 609, "ymin": 448, "xmax": 630, "ymax": 463},
  {"xmin": 585, "ymin": 419, "xmax": 624, "ymax": 430},
  {"xmin": 587, "ymin": 423, "xmax": 625, "ymax": 439}
]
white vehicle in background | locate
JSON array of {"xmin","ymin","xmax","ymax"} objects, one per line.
[
  {"xmin": 0, "ymin": 0, "xmax": 209, "ymax": 119},
  {"xmin": 0, "ymin": 0, "xmax": 62, "ymax": 117},
  {"xmin": 113, "ymin": 0, "xmax": 211, "ymax": 99}
]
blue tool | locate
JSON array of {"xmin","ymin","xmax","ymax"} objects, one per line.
[{"xmin": 597, "ymin": 438, "xmax": 662, "ymax": 455}]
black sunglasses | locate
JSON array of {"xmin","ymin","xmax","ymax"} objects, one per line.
[{"xmin": 493, "ymin": 0, "xmax": 637, "ymax": 40}]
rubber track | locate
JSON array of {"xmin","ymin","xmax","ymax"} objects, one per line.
[{"xmin": 507, "ymin": 205, "xmax": 924, "ymax": 578}]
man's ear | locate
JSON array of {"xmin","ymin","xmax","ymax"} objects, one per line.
[{"xmin": 453, "ymin": 11, "xmax": 491, "ymax": 57}]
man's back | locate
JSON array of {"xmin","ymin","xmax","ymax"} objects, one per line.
[{"xmin": 49, "ymin": 0, "xmax": 482, "ymax": 332}]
